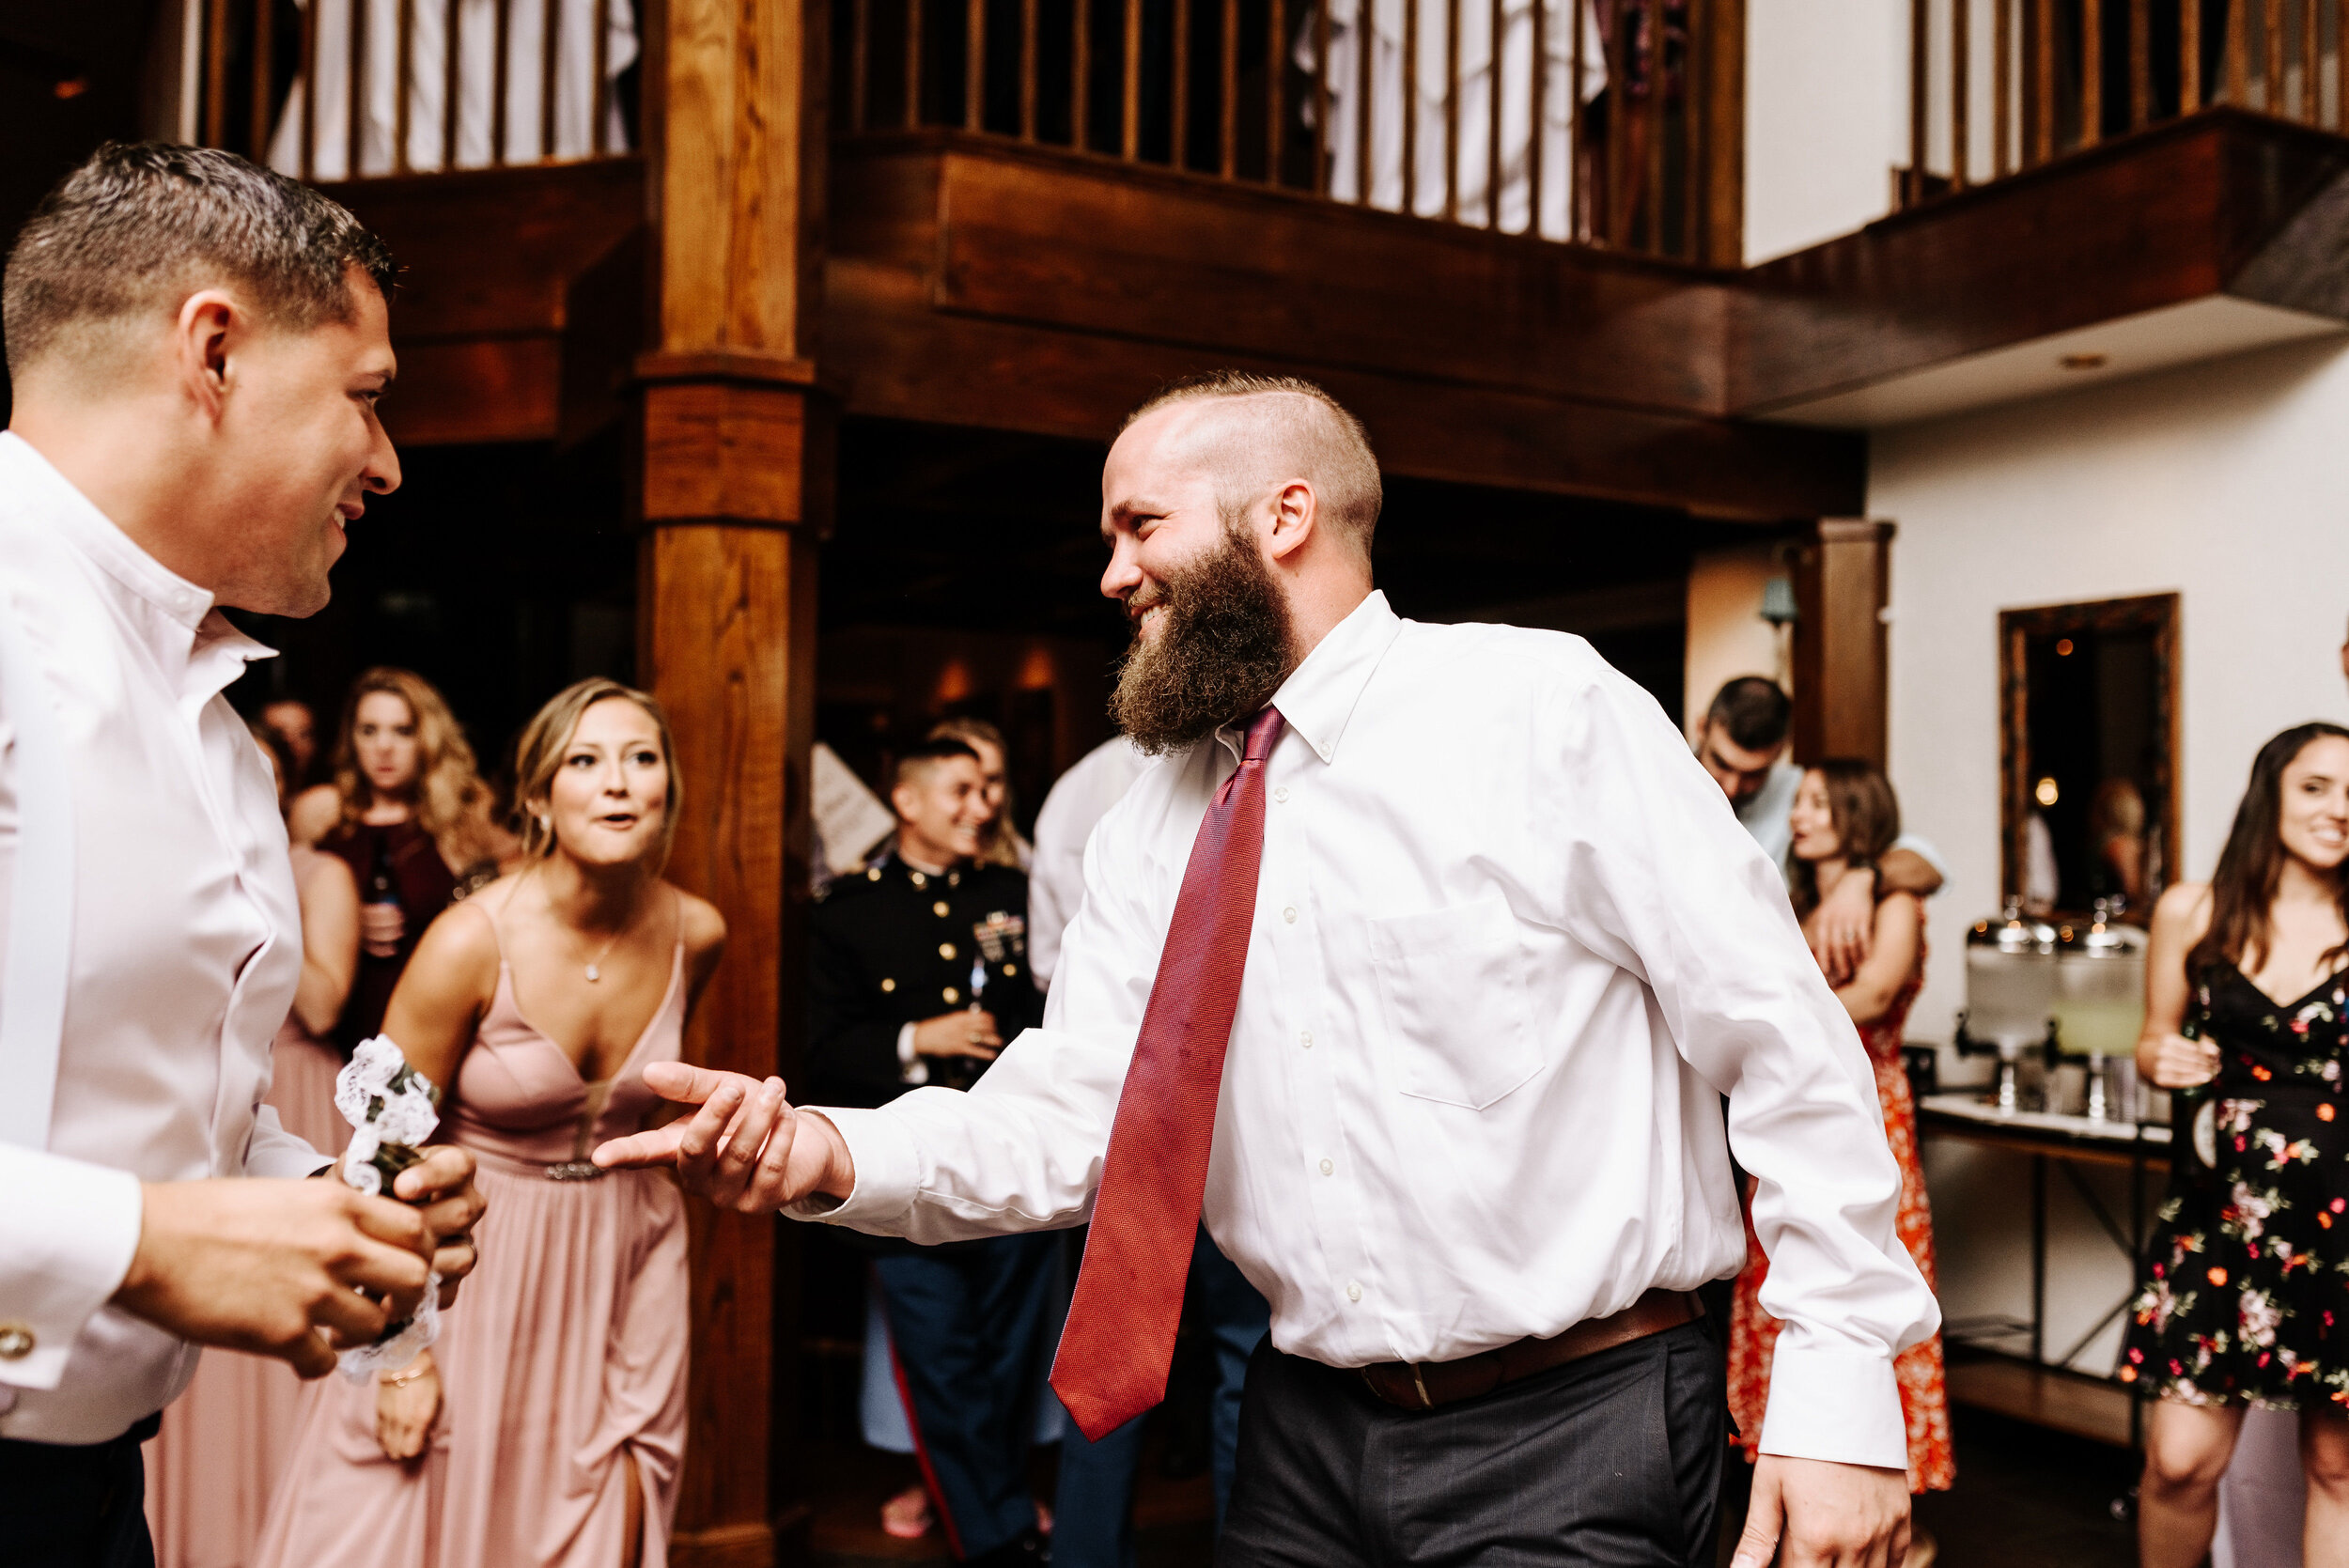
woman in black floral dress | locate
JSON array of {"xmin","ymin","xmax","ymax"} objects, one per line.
[{"xmin": 2123, "ymin": 722, "xmax": 2349, "ymax": 1568}]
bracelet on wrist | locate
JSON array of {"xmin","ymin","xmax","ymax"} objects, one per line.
[{"xmin": 380, "ymin": 1360, "xmax": 433, "ymax": 1389}]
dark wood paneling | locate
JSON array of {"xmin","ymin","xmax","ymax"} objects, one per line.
[
  {"xmin": 865, "ymin": 138, "xmax": 1733, "ymax": 414},
  {"xmin": 380, "ymin": 337, "xmax": 561, "ymax": 444},
  {"xmin": 825, "ymin": 259, "xmax": 1861, "ymax": 519},
  {"xmin": 1733, "ymin": 111, "xmax": 2349, "ymax": 413}
]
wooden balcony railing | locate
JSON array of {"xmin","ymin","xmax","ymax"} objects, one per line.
[
  {"xmin": 1902, "ymin": 0, "xmax": 2346, "ymax": 208},
  {"xmin": 834, "ymin": 0, "xmax": 1746, "ymax": 262},
  {"xmin": 176, "ymin": 0, "xmax": 642, "ymax": 182}
]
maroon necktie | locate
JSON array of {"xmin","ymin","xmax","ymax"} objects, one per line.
[{"xmin": 1050, "ymin": 706, "xmax": 1284, "ymax": 1440}]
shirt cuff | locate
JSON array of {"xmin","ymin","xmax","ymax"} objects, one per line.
[
  {"xmin": 782, "ymin": 1105, "xmax": 922, "ymax": 1229},
  {"xmin": 243, "ymin": 1107, "xmax": 333, "ymax": 1180},
  {"xmin": 0, "ymin": 1147, "xmax": 145, "ymax": 1392},
  {"xmin": 1754, "ymin": 1344, "xmax": 1909, "ymax": 1470},
  {"xmin": 895, "ymin": 1023, "xmax": 928, "ymax": 1086}
]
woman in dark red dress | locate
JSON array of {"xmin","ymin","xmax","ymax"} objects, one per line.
[{"xmin": 294, "ymin": 667, "xmax": 511, "ymax": 1050}]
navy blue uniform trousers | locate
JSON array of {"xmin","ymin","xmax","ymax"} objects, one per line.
[
  {"xmin": 0, "ymin": 1412, "xmax": 160, "ymax": 1568},
  {"xmin": 874, "ymin": 1230, "xmax": 1062, "ymax": 1560}
]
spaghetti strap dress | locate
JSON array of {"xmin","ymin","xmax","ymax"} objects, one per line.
[
  {"xmin": 2122, "ymin": 963, "xmax": 2349, "ymax": 1407},
  {"xmin": 254, "ymin": 896, "xmax": 692, "ymax": 1568},
  {"xmin": 144, "ymin": 843, "xmax": 354, "ymax": 1568},
  {"xmin": 1726, "ymin": 939, "xmax": 1956, "ymax": 1494}
]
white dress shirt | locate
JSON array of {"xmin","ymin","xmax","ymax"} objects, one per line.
[
  {"xmin": 800, "ymin": 591, "xmax": 1938, "ymax": 1469},
  {"xmin": 1026, "ymin": 735, "xmax": 1152, "ymax": 990},
  {"xmin": 0, "ymin": 432, "xmax": 321, "ymax": 1444}
]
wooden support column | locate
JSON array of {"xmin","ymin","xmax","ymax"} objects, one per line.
[
  {"xmin": 635, "ymin": 0, "xmax": 830, "ymax": 1558},
  {"xmin": 1789, "ymin": 519, "xmax": 1894, "ymax": 768}
]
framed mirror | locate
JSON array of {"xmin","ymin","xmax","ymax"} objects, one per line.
[{"xmin": 1999, "ymin": 594, "xmax": 2180, "ymax": 921}]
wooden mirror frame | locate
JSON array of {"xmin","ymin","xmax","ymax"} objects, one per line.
[{"xmin": 1998, "ymin": 593, "xmax": 2181, "ymax": 913}]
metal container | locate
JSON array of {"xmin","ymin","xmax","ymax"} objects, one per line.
[
  {"xmin": 2055, "ymin": 900, "xmax": 2148, "ymax": 1119},
  {"xmin": 1965, "ymin": 900, "xmax": 2058, "ymax": 1111}
]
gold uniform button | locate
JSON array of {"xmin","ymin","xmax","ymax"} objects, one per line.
[
  {"xmin": 948, "ymin": 872, "xmax": 960, "ymax": 886},
  {"xmin": 866, "ymin": 867, "xmax": 881, "ymax": 881},
  {"xmin": 0, "ymin": 1323, "xmax": 34, "ymax": 1359},
  {"xmin": 880, "ymin": 978, "xmax": 896, "ymax": 992},
  {"xmin": 910, "ymin": 871, "xmax": 928, "ymax": 889},
  {"xmin": 1003, "ymin": 963, "xmax": 1018, "ymax": 976},
  {"xmin": 934, "ymin": 901, "xmax": 950, "ymax": 917},
  {"xmin": 939, "ymin": 942, "xmax": 957, "ymax": 960},
  {"xmin": 943, "ymin": 986, "xmax": 960, "ymax": 1003}
]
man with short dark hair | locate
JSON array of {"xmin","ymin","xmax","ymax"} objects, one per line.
[
  {"xmin": 614, "ymin": 375, "xmax": 1937, "ymax": 1568},
  {"xmin": 0, "ymin": 143, "xmax": 482, "ymax": 1564},
  {"xmin": 1693, "ymin": 675, "xmax": 1946, "ymax": 981},
  {"xmin": 806, "ymin": 737, "xmax": 1052, "ymax": 1567}
]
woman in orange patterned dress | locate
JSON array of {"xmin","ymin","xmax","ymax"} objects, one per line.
[{"xmin": 1728, "ymin": 759, "xmax": 1956, "ymax": 1518}]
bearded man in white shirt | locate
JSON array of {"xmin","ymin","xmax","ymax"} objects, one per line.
[
  {"xmin": 603, "ymin": 372, "xmax": 1937, "ymax": 1567},
  {"xmin": 0, "ymin": 143, "xmax": 484, "ymax": 1564}
]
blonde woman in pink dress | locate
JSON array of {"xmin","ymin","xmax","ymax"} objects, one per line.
[
  {"xmin": 257, "ymin": 679, "xmax": 726, "ymax": 1568},
  {"xmin": 145, "ymin": 726, "xmax": 362, "ymax": 1568}
]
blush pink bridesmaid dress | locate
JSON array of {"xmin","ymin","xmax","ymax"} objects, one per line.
[
  {"xmin": 253, "ymin": 896, "xmax": 692, "ymax": 1568},
  {"xmin": 144, "ymin": 844, "xmax": 353, "ymax": 1568}
]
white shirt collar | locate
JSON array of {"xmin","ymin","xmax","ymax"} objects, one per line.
[
  {"xmin": 0, "ymin": 432, "xmax": 275, "ymax": 697},
  {"xmin": 1248, "ymin": 589, "xmax": 1403, "ymax": 765}
]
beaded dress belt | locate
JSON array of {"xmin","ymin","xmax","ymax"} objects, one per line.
[
  {"xmin": 544, "ymin": 1161, "xmax": 607, "ymax": 1182},
  {"xmin": 1356, "ymin": 1288, "xmax": 1703, "ymax": 1411}
]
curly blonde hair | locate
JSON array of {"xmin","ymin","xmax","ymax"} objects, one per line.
[
  {"xmin": 511, "ymin": 679, "xmax": 682, "ymax": 871},
  {"xmin": 327, "ymin": 668, "xmax": 502, "ymax": 872}
]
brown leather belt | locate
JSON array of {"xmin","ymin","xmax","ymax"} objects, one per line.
[{"xmin": 1357, "ymin": 1288, "xmax": 1703, "ymax": 1411}]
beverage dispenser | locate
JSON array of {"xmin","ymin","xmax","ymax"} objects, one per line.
[
  {"xmin": 2054, "ymin": 899, "xmax": 2148, "ymax": 1120},
  {"xmin": 1960, "ymin": 900, "xmax": 2058, "ymax": 1112}
]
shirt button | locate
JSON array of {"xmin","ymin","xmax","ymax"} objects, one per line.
[
  {"xmin": 934, "ymin": 901, "xmax": 950, "ymax": 917},
  {"xmin": 939, "ymin": 943, "xmax": 957, "ymax": 960},
  {"xmin": 1345, "ymin": 1281, "xmax": 1362, "ymax": 1304},
  {"xmin": 1318, "ymin": 1157, "xmax": 1333, "ymax": 1176},
  {"xmin": 0, "ymin": 1323, "xmax": 34, "ymax": 1359},
  {"xmin": 1273, "ymin": 786, "xmax": 1289, "ymax": 803},
  {"xmin": 1299, "ymin": 1030, "xmax": 1313, "ymax": 1048},
  {"xmin": 1283, "ymin": 907, "xmax": 1298, "ymax": 924}
]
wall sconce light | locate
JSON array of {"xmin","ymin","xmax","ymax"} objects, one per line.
[{"xmin": 1759, "ymin": 576, "xmax": 1798, "ymax": 628}]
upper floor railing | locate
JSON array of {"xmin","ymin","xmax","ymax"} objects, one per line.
[
  {"xmin": 832, "ymin": 0, "xmax": 1746, "ymax": 263},
  {"xmin": 1901, "ymin": 0, "xmax": 2345, "ymax": 208},
  {"xmin": 168, "ymin": 0, "xmax": 643, "ymax": 181}
]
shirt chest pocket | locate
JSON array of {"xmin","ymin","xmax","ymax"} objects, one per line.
[{"xmin": 1365, "ymin": 894, "xmax": 1542, "ymax": 1110}]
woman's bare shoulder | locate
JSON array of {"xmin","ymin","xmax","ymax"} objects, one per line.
[
  {"xmin": 288, "ymin": 784, "xmax": 342, "ymax": 846},
  {"xmin": 671, "ymin": 885, "xmax": 729, "ymax": 959}
]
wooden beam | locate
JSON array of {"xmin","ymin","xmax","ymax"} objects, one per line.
[
  {"xmin": 1789, "ymin": 519, "xmax": 1892, "ymax": 768},
  {"xmin": 639, "ymin": 0, "xmax": 831, "ymax": 1555}
]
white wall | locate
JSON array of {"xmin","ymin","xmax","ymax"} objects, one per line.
[
  {"xmin": 1744, "ymin": 0, "xmax": 1902, "ymax": 262},
  {"xmin": 1684, "ymin": 546, "xmax": 1788, "ymax": 734},
  {"xmin": 1876, "ymin": 335, "xmax": 2349, "ymax": 1384}
]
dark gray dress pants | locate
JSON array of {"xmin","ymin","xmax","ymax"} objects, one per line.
[
  {"xmin": 0, "ymin": 1410, "xmax": 160, "ymax": 1568},
  {"xmin": 1218, "ymin": 1317, "xmax": 1724, "ymax": 1568}
]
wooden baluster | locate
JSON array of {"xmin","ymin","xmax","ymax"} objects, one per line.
[
  {"xmin": 1020, "ymin": 0, "xmax": 1037, "ymax": 136},
  {"xmin": 1993, "ymin": 0, "xmax": 2009, "ymax": 174},
  {"xmin": 395, "ymin": 0, "xmax": 415, "ymax": 170},
  {"xmin": 1354, "ymin": 0, "xmax": 1372, "ymax": 199},
  {"xmin": 349, "ymin": 0, "xmax": 368, "ymax": 176},
  {"xmin": 1640, "ymin": 0, "xmax": 1661, "ymax": 248},
  {"xmin": 300, "ymin": 0, "xmax": 319, "ymax": 178},
  {"xmin": 907, "ymin": 0, "xmax": 924, "ymax": 128},
  {"xmin": 1125, "ymin": 0, "xmax": 1143, "ymax": 157},
  {"xmin": 2080, "ymin": 0, "xmax": 2100, "ymax": 146},
  {"xmin": 1951, "ymin": 0, "xmax": 1968, "ymax": 187},
  {"xmin": 203, "ymin": 0, "xmax": 229, "ymax": 147},
  {"xmin": 2130, "ymin": 0, "xmax": 2150, "ymax": 126},
  {"xmin": 1221, "ymin": 0, "xmax": 1238, "ymax": 171},
  {"xmin": 1603, "ymin": 0, "xmax": 1625, "ymax": 241},
  {"xmin": 1443, "ymin": 0, "xmax": 1458, "ymax": 217},
  {"xmin": 1175, "ymin": 0, "xmax": 1191, "ymax": 164},
  {"xmin": 1909, "ymin": 0, "xmax": 1929, "ymax": 195},
  {"xmin": 2227, "ymin": 0, "xmax": 2247, "ymax": 106},
  {"xmin": 541, "ymin": 0, "xmax": 561, "ymax": 156},
  {"xmin": 1401, "ymin": 0, "xmax": 1418, "ymax": 209},
  {"xmin": 1679, "ymin": 0, "xmax": 1703, "ymax": 252},
  {"xmin": 2302, "ymin": 0, "xmax": 2318, "ymax": 120},
  {"xmin": 1313, "ymin": 0, "xmax": 1330, "ymax": 190},
  {"xmin": 967, "ymin": 0, "xmax": 985, "ymax": 128},
  {"xmin": 2032, "ymin": 0, "xmax": 2053, "ymax": 163},
  {"xmin": 852, "ymin": 0, "xmax": 871, "ymax": 130},
  {"xmin": 1486, "ymin": 0, "xmax": 1504, "ymax": 226},
  {"xmin": 491, "ymin": 0, "xmax": 513, "ymax": 163},
  {"xmin": 2337, "ymin": 0, "xmax": 2348, "ymax": 128},
  {"xmin": 1570, "ymin": 0, "xmax": 1586, "ymax": 237},
  {"xmin": 1078, "ymin": 0, "xmax": 1093, "ymax": 148},
  {"xmin": 251, "ymin": 0, "xmax": 275, "ymax": 156},
  {"xmin": 1266, "ymin": 0, "xmax": 1283, "ymax": 178},
  {"xmin": 443, "ymin": 0, "xmax": 463, "ymax": 164},
  {"xmin": 1530, "ymin": 0, "xmax": 1548, "ymax": 234},
  {"xmin": 2266, "ymin": 0, "xmax": 2283, "ymax": 112},
  {"xmin": 2181, "ymin": 0, "xmax": 2200, "ymax": 111}
]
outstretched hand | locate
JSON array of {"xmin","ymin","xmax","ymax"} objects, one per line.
[
  {"xmin": 592, "ymin": 1061, "xmax": 855, "ymax": 1214},
  {"xmin": 1730, "ymin": 1454, "xmax": 1910, "ymax": 1568}
]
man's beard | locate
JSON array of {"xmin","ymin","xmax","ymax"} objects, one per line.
[{"xmin": 1109, "ymin": 520, "xmax": 1296, "ymax": 754}]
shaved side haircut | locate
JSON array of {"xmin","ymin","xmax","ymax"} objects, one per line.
[
  {"xmin": 1124, "ymin": 371, "xmax": 1383, "ymax": 564},
  {"xmin": 4, "ymin": 141, "xmax": 396, "ymax": 385},
  {"xmin": 894, "ymin": 737, "xmax": 981, "ymax": 791}
]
